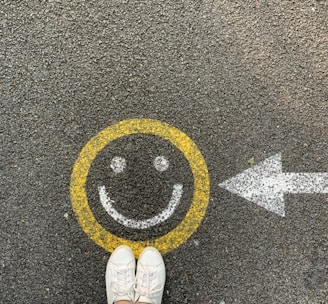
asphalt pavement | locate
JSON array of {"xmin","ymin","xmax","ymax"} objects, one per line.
[{"xmin": 1, "ymin": 1, "xmax": 327, "ymax": 303}]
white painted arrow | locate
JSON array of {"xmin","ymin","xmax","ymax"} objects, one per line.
[{"xmin": 219, "ymin": 154, "xmax": 328, "ymax": 217}]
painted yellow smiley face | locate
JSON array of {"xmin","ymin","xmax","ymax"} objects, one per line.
[{"xmin": 70, "ymin": 118, "xmax": 210, "ymax": 257}]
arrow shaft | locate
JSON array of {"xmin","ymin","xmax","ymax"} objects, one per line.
[
  {"xmin": 282, "ymin": 173, "xmax": 328, "ymax": 194},
  {"xmin": 219, "ymin": 154, "xmax": 328, "ymax": 217}
]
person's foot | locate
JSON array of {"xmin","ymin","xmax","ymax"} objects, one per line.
[
  {"xmin": 106, "ymin": 245, "xmax": 135, "ymax": 304},
  {"xmin": 135, "ymin": 247, "xmax": 166, "ymax": 304}
]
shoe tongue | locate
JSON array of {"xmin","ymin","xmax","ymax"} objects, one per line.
[{"xmin": 136, "ymin": 295, "xmax": 153, "ymax": 304}]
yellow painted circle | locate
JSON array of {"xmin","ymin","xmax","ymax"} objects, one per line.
[{"xmin": 70, "ymin": 119, "xmax": 210, "ymax": 257}]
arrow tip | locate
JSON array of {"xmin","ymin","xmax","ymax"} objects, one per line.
[{"xmin": 219, "ymin": 154, "xmax": 285, "ymax": 217}]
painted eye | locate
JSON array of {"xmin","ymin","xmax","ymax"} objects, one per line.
[
  {"xmin": 154, "ymin": 156, "xmax": 169, "ymax": 172},
  {"xmin": 110, "ymin": 156, "xmax": 126, "ymax": 174}
]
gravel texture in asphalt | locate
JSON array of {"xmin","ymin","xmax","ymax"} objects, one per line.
[{"xmin": 1, "ymin": 1, "xmax": 327, "ymax": 303}]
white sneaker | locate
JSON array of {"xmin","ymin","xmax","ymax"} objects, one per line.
[
  {"xmin": 106, "ymin": 245, "xmax": 135, "ymax": 304},
  {"xmin": 135, "ymin": 247, "xmax": 166, "ymax": 304}
]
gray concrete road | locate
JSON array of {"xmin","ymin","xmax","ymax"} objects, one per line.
[{"xmin": 1, "ymin": 1, "xmax": 327, "ymax": 303}]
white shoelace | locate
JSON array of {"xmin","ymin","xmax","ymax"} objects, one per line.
[
  {"xmin": 111, "ymin": 266, "xmax": 135, "ymax": 299},
  {"xmin": 135, "ymin": 265, "xmax": 162, "ymax": 298}
]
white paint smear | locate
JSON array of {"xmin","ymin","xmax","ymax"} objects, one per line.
[
  {"xmin": 110, "ymin": 156, "xmax": 126, "ymax": 174},
  {"xmin": 154, "ymin": 156, "xmax": 169, "ymax": 172},
  {"xmin": 219, "ymin": 153, "xmax": 328, "ymax": 217},
  {"xmin": 98, "ymin": 184, "xmax": 183, "ymax": 229}
]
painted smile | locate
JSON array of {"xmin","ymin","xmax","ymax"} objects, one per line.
[
  {"xmin": 98, "ymin": 183, "xmax": 183, "ymax": 229},
  {"xmin": 97, "ymin": 155, "xmax": 183, "ymax": 229}
]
